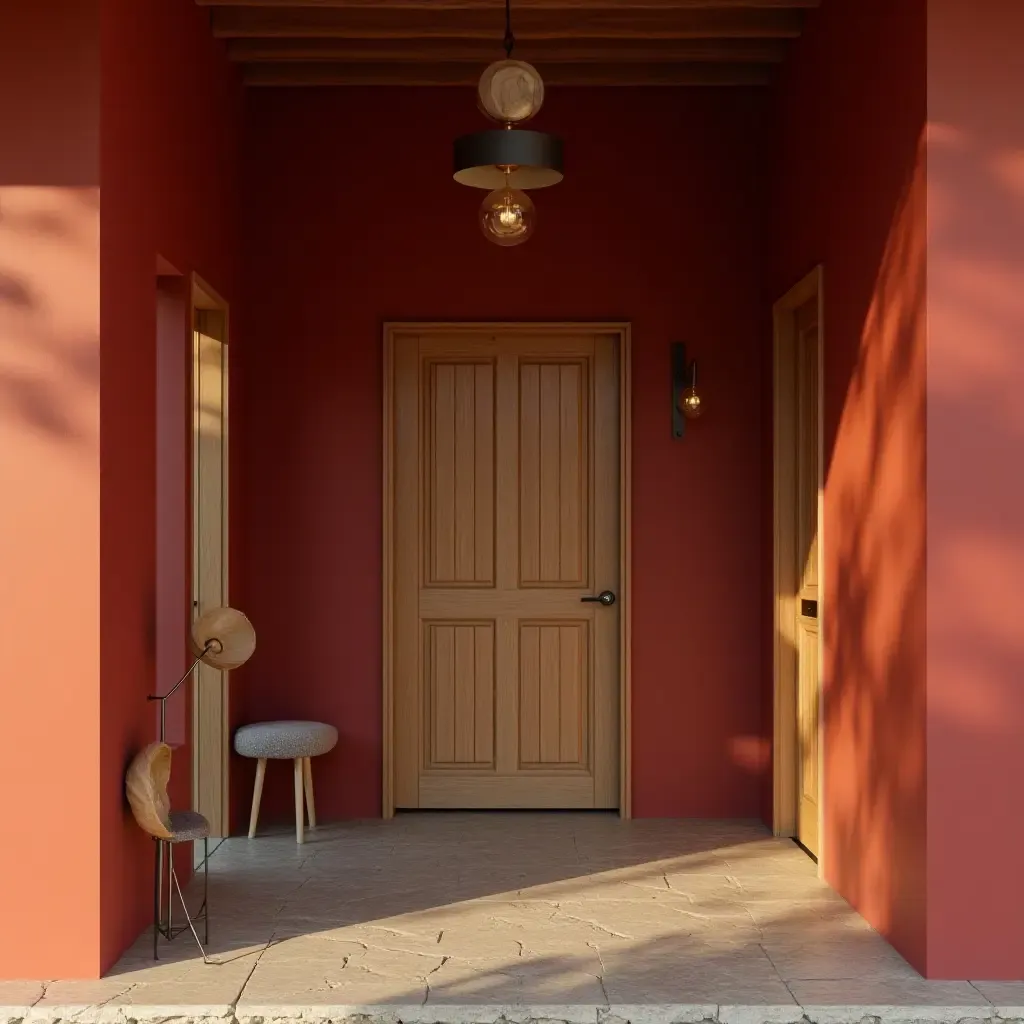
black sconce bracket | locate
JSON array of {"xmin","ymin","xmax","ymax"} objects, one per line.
[{"xmin": 671, "ymin": 342, "xmax": 695, "ymax": 439}]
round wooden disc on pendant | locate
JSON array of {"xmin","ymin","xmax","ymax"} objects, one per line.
[{"xmin": 478, "ymin": 59, "xmax": 545, "ymax": 125}]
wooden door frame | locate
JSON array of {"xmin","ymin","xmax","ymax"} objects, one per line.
[
  {"xmin": 772, "ymin": 267, "xmax": 824, "ymax": 857},
  {"xmin": 382, "ymin": 322, "xmax": 633, "ymax": 819},
  {"xmin": 190, "ymin": 272, "xmax": 231, "ymax": 838}
]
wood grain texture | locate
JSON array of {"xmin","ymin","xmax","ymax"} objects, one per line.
[
  {"xmin": 190, "ymin": 274, "xmax": 231, "ymax": 839},
  {"xmin": 518, "ymin": 622, "xmax": 588, "ymax": 768},
  {"xmin": 420, "ymin": 774, "xmax": 595, "ymax": 808},
  {"xmin": 795, "ymin": 291, "xmax": 820, "ymax": 858},
  {"xmin": 213, "ymin": 6, "xmax": 805, "ymax": 39},
  {"xmin": 302, "ymin": 756, "xmax": 316, "ymax": 827},
  {"xmin": 772, "ymin": 268, "xmax": 823, "ymax": 853},
  {"xmin": 425, "ymin": 360, "xmax": 496, "ymax": 587},
  {"xmin": 384, "ymin": 324, "xmax": 629, "ymax": 812},
  {"xmin": 381, "ymin": 324, "xmax": 396, "ymax": 817},
  {"xmin": 206, "ymin": 1, "xmax": 812, "ymax": 89},
  {"xmin": 200, "ymin": 0, "xmax": 818, "ymax": 8},
  {"xmin": 293, "ymin": 757, "xmax": 305, "ymax": 844},
  {"xmin": 520, "ymin": 360, "xmax": 587, "ymax": 586},
  {"xmin": 126, "ymin": 742, "xmax": 174, "ymax": 840},
  {"xmin": 227, "ymin": 37, "xmax": 789, "ymax": 63},
  {"xmin": 247, "ymin": 757, "xmax": 266, "ymax": 838},
  {"xmin": 425, "ymin": 622, "xmax": 496, "ymax": 768},
  {"xmin": 593, "ymin": 333, "xmax": 621, "ymax": 810},
  {"xmin": 243, "ymin": 61, "xmax": 773, "ymax": 86}
]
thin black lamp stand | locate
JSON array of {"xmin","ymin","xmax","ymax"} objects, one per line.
[
  {"xmin": 146, "ymin": 643, "xmax": 215, "ymax": 963},
  {"xmin": 128, "ymin": 607, "xmax": 255, "ymax": 963}
]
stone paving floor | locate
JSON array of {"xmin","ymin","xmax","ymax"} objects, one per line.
[{"xmin": 3, "ymin": 815, "xmax": 1022, "ymax": 1024}]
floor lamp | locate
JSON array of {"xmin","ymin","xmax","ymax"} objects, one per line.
[{"xmin": 125, "ymin": 607, "xmax": 256, "ymax": 962}]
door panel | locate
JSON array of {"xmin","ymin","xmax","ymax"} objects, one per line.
[
  {"xmin": 519, "ymin": 361, "xmax": 588, "ymax": 586},
  {"xmin": 519, "ymin": 621, "xmax": 588, "ymax": 769},
  {"xmin": 425, "ymin": 621, "xmax": 495, "ymax": 769},
  {"xmin": 795, "ymin": 295, "xmax": 820, "ymax": 857},
  {"xmin": 393, "ymin": 329, "xmax": 620, "ymax": 809},
  {"xmin": 425, "ymin": 361, "xmax": 495, "ymax": 587},
  {"xmin": 797, "ymin": 617, "xmax": 819, "ymax": 853}
]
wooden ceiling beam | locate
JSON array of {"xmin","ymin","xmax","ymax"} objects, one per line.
[
  {"xmin": 212, "ymin": 7, "xmax": 805, "ymax": 39},
  {"xmin": 227, "ymin": 37, "xmax": 788, "ymax": 62},
  {"xmin": 242, "ymin": 60, "xmax": 774, "ymax": 85},
  {"xmin": 203, "ymin": 0, "xmax": 815, "ymax": 7}
]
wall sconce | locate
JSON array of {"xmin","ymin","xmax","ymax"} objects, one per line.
[{"xmin": 671, "ymin": 342, "xmax": 703, "ymax": 439}]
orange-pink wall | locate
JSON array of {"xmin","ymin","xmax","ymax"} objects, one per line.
[
  {"xmin": 0, "ymin": 0, "xmax": 242, "ymax": 980},
  {"xmin": 0, "ymin": 0, "xmax": 102, "ymax": 981},
  {"xmin": 771, "ymin": 0, "xmax": 929, "ymax": 971},
  {"xmin": 774, "ymin": 0, "xmax": 1024, "ymax": 979},
  {"xmin": 925, "ymin": 0, "xmax": 1024, "ymax": 979},
  {"xmin": 236, "ymin": 87, "xmax": 773, "ymax": 825}
]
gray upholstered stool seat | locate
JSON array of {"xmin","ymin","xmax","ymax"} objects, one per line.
[
  {"xmin": 234, "ymin": 720, "xmax": 338, "ymax": 844},
  {"xmin": 167, "ymin": 810, "xmax": 211, "ymax": 843},
  {"xmin": 234, "ymin": 720, "xmax": 338, "ymax": 760}
]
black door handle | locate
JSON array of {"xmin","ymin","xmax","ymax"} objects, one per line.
[{"xmin": 581, "ymin": 590, "xmax": 616, "ymax": 607}]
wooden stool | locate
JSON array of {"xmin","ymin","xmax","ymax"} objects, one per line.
[{"xmin": 233, "ymin": 721, "xmax": 338, "ymax": 844}]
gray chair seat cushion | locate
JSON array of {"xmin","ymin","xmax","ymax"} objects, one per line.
[
  {"xmin": 234, "ymin": 720, "xmax": 338, "ymax": 760},
  {"xmin": 168, "ymin": 810, "xmax": 211, "ymax": 843}
]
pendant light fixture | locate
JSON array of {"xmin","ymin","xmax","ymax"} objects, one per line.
[{"xmin": 453, "ymin": 0, "xmax": 563, "ymax": 246}]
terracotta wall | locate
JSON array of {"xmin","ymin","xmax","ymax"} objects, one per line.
[
  {"xmin": 0, "ymin": 0, "xmax": 102, "ymax": 981},
  {"xmin": 770, "ymin": 0, "xmax": 929, "ymax": 970},
  {"xmin": 925, "ymin": 0, "xmax": 1024, "ymax": 979},
  {"xmin": 156, "ymin": 275, "xmax": 189, "ymax": 747},
  {"xmin": 98, "ymin": 0, "xmax": 243, "ymax": 971},
  {"xmin": 237, "ymin": 87, "xmax": 772, "ymax": 824}
]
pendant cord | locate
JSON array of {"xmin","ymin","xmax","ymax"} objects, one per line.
[{"xmin": 503, "ymin": 0, "xmax": 515, "ymax": 57}]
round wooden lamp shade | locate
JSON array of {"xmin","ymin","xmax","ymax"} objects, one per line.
[{"xmin": 189, "ymin": 607, "xmax": 256, "ymax": 671}]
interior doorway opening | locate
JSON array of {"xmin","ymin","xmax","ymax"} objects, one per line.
[
  {"xmin": 191, "ymin": 274, "xmax": 231, "ymax": 841},
  {"xmin": 772, "ymin": 267, "xmax": 824, "ymax": 862}
]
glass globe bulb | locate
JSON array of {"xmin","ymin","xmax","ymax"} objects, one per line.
[
  {"xmin": 479, "ymin": 185, "xmax": 535, "ymax": 247},
  {"xmin": 679, "ymin": 386, "xmax": 703, "ymax": 419}
]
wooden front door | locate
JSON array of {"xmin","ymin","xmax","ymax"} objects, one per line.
[
  {"xmin": 794, "ymin": 295, "xmax": 820, "ymax": 857},
  {"xmin": 389, "ymin": 326, "xmax": 622, "ymax": 810}
]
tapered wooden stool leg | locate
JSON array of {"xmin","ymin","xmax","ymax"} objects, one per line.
[
  {"xmin": 302, "ymin": 756, "xmax": 316, "ymax": 828},
  {"xmin": 293, "ymin": 757, "xmax": 305, "ymax": 844},
  {"xmin": 248, "ymin": 758, "xmax": 266, "ymax": 839}
]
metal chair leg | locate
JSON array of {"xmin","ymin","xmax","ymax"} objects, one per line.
[
  {"xmin": 152, "ymin": 837, "xmax": 212, "ymax": 964},
  {"xmin": 153, "ymin": 840, "xmax": 162, "ymax": 960},
  {"xmin": 170, "ymin": 861, "xmax": 211, "ymax": 964},
  {"xmin": 204, "ymin": 837, "xmax": 209, "ymax": 944}
]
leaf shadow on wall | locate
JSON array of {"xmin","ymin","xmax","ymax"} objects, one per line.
[
  {"xmin": 0, "ymin": 186, "xmax": 101, "ymax": 447},
  {"xmin": 819, "ymin": 117, "xmax": 1024, "ymax": 974}
]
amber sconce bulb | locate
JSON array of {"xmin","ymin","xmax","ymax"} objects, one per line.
[{"xmin": 680, "ymin": 386, "xmax": 703, "ymax": 419}]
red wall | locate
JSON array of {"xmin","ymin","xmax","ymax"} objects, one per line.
[
  {"xmin": 926, "ymin": 0, "xmax": 1024, "ymax": 979},
  {"xmin": 238, "ymin": 87, "xmax": 772, "ymax": 824},
  {"xmin": 98, "ymin": 0, "xmax": 242, "ymax": 973},
  {"xmin": 770, "ymin": 0, "xmax": 928, "ymax": 970},
  {"xmin": 156, "ymin": 275, "xmax": 189, "ymax": 747}
]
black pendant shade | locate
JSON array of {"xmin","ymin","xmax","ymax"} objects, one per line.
[{"xmin": 453, "ymin": 129, "xmax": 564, "ymax": 190}]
